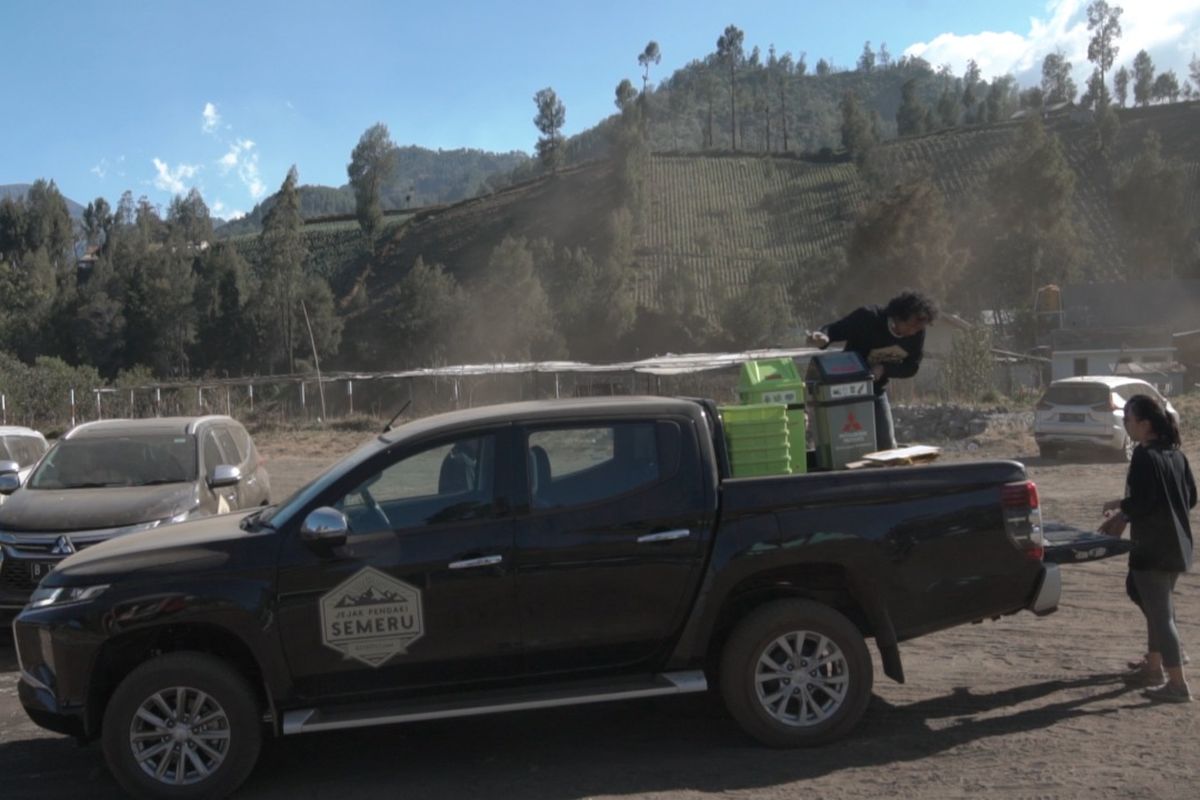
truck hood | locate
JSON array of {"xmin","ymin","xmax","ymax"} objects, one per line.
[
  {"xmin": 47, "ymin": 511, "xmax": 259, "ymax": 581},
  {"xmin": 0, "ymin": 483, "xmax": 197, "ymax": 532}
]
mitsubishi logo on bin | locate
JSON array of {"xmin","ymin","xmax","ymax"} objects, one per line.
[
  {"xmin": 50, "ymin": 536, "xmax": 75, "ymax": 556},
  {"xmin": 841, "ymin": 411, "xmax": 864, "ymax": 434}
]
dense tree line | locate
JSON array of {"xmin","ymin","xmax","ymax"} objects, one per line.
[{"xmin": 0, "ymin": 173, "xmax": 343, "ymax": 382}]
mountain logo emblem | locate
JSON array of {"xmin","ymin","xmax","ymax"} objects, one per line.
[
  {"xmin": 842, "ymin": 412, "xmax": 864, "ymax": 433},
  {"xmin": 50, "ymin": 536, "xmax": 75, "ymax": 556},
  {"xmin": 320, "ymin": 567, "xmax": 424, "ymax": 667}
]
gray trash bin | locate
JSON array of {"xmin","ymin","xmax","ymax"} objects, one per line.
[{"xmin": 805, "ymin": 351, "xmax": 878, "ymax": 470}]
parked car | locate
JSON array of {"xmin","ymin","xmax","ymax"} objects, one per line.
[
  {"xmin": 13, "ymin": 397, "xmax": 1122, "ymax": 799},
  {"xmin": 1033, "ymin": 376, "xmax": 1180, "ymax": 460},
  {"xmin": 0, "ymin": 415, "xmax": 269, "ymax": 611},
  {"xmin": 0, "ymin": 425, "xmax": 50, "ymax": 502}
]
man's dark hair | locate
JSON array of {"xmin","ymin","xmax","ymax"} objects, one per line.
[{"xmin": 885, "ymin": 290, "xmax": 939, "ymax": 323}]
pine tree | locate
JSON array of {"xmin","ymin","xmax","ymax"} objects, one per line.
[
  {"xmin": 717, "ymin": 25, "xmax": 745, "ymax": 149},
  {"xmin": 256, "ymin": 166, "xmax": 308, "ymax": 373}
]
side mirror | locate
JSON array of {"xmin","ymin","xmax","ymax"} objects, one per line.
[
  {"xmin": 0, "ymin": 473, "xmax": 20, "ymax": 495},
  {"xmin": 300, "ymin": 506, "xmax": 349, "ymax": 548},
  {"xmin": 0, "ymin": 460, "xmax": 19, "ymax": 476},
  {"xmin": 208, "ymin": 464, "xmax": 242, "ymax": 489}
]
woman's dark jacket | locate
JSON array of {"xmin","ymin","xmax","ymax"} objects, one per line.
[{"xmin": 1120, "ymin": 442, "xmax": 1196, "ymax": 572}]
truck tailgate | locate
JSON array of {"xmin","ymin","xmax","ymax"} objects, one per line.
[{"xmin": 1042, "ymin": 521, "xmax": 1133, "ymax": 565}]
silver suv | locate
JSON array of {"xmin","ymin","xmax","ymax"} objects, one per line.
[
  {"xmin": 1033, "ymin": 376, "xmax": 1180, "ymax": 461},
  {"xmin": 0, "ymin": 415, "xmax": 270, "ymax": 610}
]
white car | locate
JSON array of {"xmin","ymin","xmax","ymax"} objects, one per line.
[
  {"xmin": 1033, "ymin": 376, "xmax": 1180, "ymax": 461},
  {"xmin": 0, "ymin": 426, "xmax": 49, "ymax": 502}
]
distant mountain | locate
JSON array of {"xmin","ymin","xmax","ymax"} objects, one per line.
[
  {"xmin": 215, "ymin": 145, "xmax": 529, "ymax": 237},
  {"xmin": 0, "ymin": 183, "xmax": 86, "ymax": 221}
]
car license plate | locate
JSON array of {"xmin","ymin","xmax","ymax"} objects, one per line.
[
  {"xmin": 1059, "ymin": 413, "xmax": 1086, "ymax": 423},
  {"xmin": 29, "ymin": 561, "xmax": 54, "ymax": 581}
]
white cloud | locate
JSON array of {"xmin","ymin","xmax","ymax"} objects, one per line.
[
  {"xmin": 90, "ymin": 158, "xmax": 109, "ymax": 178},
  {"xmin": 202, "ymin": 102, "xmax": 221, "ymax": 134},
  {"xmin": 904, "ymin": 0, "xmax": 1200, "ymax": 87},
  {"xmin": 214, "ymin": 138, "xmax": 265, "ymax": 198},
  {"xmin": 152, "ymin": 158, "xmax": 200, "ymax": 194}
]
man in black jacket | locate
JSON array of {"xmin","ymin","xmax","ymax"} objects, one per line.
[{"xmin": 807, "ymin": 291, "xmax": 938, "ymax": 451}]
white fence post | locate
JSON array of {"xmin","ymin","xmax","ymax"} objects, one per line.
[{"xmin": 69, "ymin": 388, "xmax": 76, "ymax": 428}]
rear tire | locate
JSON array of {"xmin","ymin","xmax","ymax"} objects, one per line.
[
  {"xmin": 101, "ymin": 652, "xmax": 262, "ymax": 800},
  {"xmin": 720, "ymin": 599, "xmax": 873, "ymax": 747}
]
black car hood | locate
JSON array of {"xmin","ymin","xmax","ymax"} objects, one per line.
[
  {"xmin": 50, "ymin": 511, "xmax": 259, "ymax": 581},
  {"xmin": 0, "ymin": 484, "xmax": 196, "ymax": 531}
]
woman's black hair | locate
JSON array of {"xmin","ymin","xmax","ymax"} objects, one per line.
[
  {"xmin": 1124, "ymin": 393, "xmax": 1182, "ymax": 448},
  {"xmin": 885, "ymin": 290, "xmax": 939, "ymax": 323}
]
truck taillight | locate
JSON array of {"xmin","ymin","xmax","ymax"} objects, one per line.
[{"xmin": 1002, "ymin": 480, "xmax": 1044, "ymax": 561}]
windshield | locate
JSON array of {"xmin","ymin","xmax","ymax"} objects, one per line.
[
  {"xmin": 257, "ymin": 436, "xmax": 386, "ymax": 528},
  {"xmin": 0, "ymin": 435, "xmax": 46, "ymax": 468},
  {"xmin": 27, "ymin": 434, "xmax": 198, "ymax": 489}
]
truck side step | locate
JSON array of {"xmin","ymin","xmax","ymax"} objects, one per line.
[{"xmin": 281, "ymin": 670, "xmax": 708, "ymax": 735}]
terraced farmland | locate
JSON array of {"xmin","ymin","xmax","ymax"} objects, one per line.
[
  {"xmin": 637, "ymin": 154, "xmax": 866, "ymax": 312},
  {"xmin": 634, "ymin": 103, "xmax": 1200, "ymax": 315}
]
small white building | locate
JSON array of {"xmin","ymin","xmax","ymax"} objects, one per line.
[{"xmin": 1049, "ymin": 328, "xmax": 1176, "ymax": 382}]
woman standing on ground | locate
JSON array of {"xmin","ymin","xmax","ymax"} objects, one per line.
[{"xmin": 1100, "ymin": 393, "xmax": 1196, "ymax": 703}]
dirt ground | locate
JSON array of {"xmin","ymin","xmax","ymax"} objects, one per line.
[{"xmin": 1, "ymin": 424, "xmax": 1196, "ymax": 800}]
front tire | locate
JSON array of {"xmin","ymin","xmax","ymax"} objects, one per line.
[
  {"xmin": 101, "ymin": 652, "xmax": 262, "ymax": 800},
  {"xmin": 719, "ymin": 599, "xmax": 873, "ymax": 747}
]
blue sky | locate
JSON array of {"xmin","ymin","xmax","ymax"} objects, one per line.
[{"xmin": 2, "ymin": 0, "xmax": 1198, "ymax": 219}]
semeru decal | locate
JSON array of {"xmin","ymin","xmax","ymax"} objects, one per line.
[{"xmin": 320, "ymin": 567, "xmax": 425, "ymax": 667}]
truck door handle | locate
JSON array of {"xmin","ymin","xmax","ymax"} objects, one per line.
[
  {"xmin": 448, "ymin": 555, "xmax": 503, "ymax": 570},
  {"xmin": 637, "ymin": 529, "xmax": 691, "ymax": 544}
]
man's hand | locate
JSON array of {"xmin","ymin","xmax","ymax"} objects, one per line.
[
  {"xmin": 807, "ymin": 331, "xmax": 830, "ymax": 348},
  {"xmin": 1102, "ymin": 499, "xmax": 1122, "ymax": 513},
  {"xmin": 870, "ymin": 364, "xmax": 886, "ymax": 381}
]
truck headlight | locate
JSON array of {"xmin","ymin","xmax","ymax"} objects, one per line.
[{"xmin": 28, "ymin": 584, "xmax": 110, "ymax": 608}]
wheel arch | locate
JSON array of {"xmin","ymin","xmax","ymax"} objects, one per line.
[
  {"xmin": 703, "ymin": 562, "xmax": 904, "ymax": 684},
  {"xmin": 86, "ymin": 623, "xmax": 276, "ymax": 740}
]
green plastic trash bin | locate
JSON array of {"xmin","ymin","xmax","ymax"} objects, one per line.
[
  {"xmin": 736, "ymin": 359, "xmax": 807, "ymax": 474},
  {"xmin": 719, "ymin": 403, "xmax": 791, "ymax": 477}
]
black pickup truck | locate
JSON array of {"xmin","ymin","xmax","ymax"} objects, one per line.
[{"xmin": 12, "ymin": 397, "xmax": 1120, "ymax": 799}]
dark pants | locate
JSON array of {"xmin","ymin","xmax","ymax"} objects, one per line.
[
  {"xmin": 874, "ymin": 392, "xmax": 896, "ymax": 451},
  {"xmin": 1131, "ymin": 570, "xmax": 1184, "ymax": 669}
]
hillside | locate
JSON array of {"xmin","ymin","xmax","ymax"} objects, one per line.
[
  {"xmin": 326, "ymin": 102, "xmax": 1200, "ymax": 369},
  {"xmin": 215, "ymin": 146, "xmax": 529, "ymax": 237},
  {"xmin": 0, "ymin": 183, "xmax": 86, "ymax": 220}
]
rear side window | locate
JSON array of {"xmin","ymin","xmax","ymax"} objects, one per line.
[
  {"xmin": 215, "ymin": 428, "xmax": 243, "ymax": 464},
  {"xmin": 1042, "ymin": 384, "xmax": 1110, "ymax": 406},
  {"xmin": 526, "ymin": 421, "xmax": 679, "ymax": 510},
  {"xmin": 232, "ymin": 426, "xmax": 254, "ymax": 461},
  {"xmin": 202, "ymin": 431, "xmax": 225, "ymax": 472}
]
